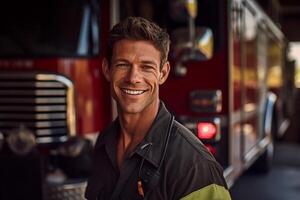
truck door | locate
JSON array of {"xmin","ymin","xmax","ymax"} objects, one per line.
[{"xmin": 241, "ymin": 3, "xmax": 261, "ymax": 162}]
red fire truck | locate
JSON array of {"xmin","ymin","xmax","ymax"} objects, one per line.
[
  {"xmin": 0, "ymin": 0, "xmax": 110, "ymax": 199},
  {"xmin": 0, "ymin": 0, "xmax": 292, "ymax": 199}
]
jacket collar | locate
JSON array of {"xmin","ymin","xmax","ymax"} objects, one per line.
[
  {"xmin": 134, "ymin": 102, "xmax": 172, "ymax": 168},
  {"xmin": 95, "ymin": 101, "xmax": 172, "ymax": 168}
]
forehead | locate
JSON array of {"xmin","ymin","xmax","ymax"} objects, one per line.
[{"xmin": 112, "ymin": 39, "xmax": 161, "ymax": 62}]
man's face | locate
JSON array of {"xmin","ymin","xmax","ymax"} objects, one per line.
[{"xmin": 102, "ymin": 39, "xmax": 170, "ymax": 115}]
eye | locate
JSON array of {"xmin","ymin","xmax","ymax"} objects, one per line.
[{"xmin": 142, "ymin": 65, "xmax": 155, "ymax": 72}]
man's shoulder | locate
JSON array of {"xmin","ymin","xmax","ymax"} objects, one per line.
[
  {"xmin": 94, "ymin": 120, "xmax": 118, "ymax": 149},
  {"xmin": 169, "ymin": 120, "xmax": 218, "ymax": 165},
  {"xmin": 164, "ymin": 120, "xmax": 228, "ymax": 198}
]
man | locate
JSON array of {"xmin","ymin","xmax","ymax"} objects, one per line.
[{"xmin": 85, "ymin": 17, "xmax": 231, "ymax": 200}]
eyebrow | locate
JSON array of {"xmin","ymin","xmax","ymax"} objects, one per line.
[
  {"xmin": 113, "ymin": 59, "xmax": 158, "ymax": 66},
  {"xmin": 113, "ymin": 58, "xmax": 129, "ymax": 63}
]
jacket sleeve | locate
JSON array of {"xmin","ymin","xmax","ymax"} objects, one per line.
[{"xmin": 171, "ymin": 160, "xmax": 231, "ymax": 200}]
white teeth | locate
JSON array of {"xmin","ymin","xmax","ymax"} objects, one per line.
[{"xmin": 123, "ymin": 89, "xmax": 144, "ymax": 95}]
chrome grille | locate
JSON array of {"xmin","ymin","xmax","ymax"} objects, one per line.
[
  {"xmin": 44, "ymin": 181, "xmax": 86, "ymax": 200},
  {"xmin": 0, "ymin": 73, "xmax": 76, "ymax": 144}
]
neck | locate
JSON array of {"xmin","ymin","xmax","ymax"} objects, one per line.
[{"xmin": 116, "ymin": 100, "xmax": 160, "ymax": 168}]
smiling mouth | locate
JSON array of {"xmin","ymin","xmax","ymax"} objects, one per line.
[{"xmin": 122, "ymin": 89, "xmax": 146, "ymax": 95}]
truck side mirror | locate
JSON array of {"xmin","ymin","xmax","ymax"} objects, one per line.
[
  {"xmin": 171, "ymin": 27, "xmax": 214, "ymax": 76},
  {"xmin": 185, "ymin": 0, "xmax": 198, "ymax": 19}
]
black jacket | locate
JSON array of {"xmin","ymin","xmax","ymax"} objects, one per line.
[{"xmin": 85, "ymin": 102, "xmax": 231, "ymax": 200}]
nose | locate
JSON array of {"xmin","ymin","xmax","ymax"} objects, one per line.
[{"xmin": 126, "ymin": 65, "xmax": 142, "ymax": 83}]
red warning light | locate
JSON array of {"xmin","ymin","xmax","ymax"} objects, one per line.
[{"xmin": 197, "ymin": 122, "xmax": 217, "ymax": 139}]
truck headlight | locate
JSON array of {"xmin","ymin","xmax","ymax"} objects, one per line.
[{"xmin": 6, "ymin": 126, "xmax": 36, "ymax": 156}]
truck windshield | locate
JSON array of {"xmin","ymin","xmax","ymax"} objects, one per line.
[
  {"xmin": 120, "ymin": 0, "xmax": 224, "ymax": 55},
  {"xmin": 0, "ymin": 0, "xmax": 99, "ymax": 57}
]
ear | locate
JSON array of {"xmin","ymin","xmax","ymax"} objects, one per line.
[
  {"xmin": 102, "ymin": 58, "xmax": 111, "ymax": 82},
  {"xmin": 158, "ymin": 61, "xmax": 170, "ymax": 85}
]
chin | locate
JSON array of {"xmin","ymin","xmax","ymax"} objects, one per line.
[{"xmin": 121, "ymin": 105, "xmax": 143, "ymax": 114}]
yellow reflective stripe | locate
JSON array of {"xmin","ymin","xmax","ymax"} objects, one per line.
[{"xmin": 180, "ymin": 184, "xmax": 231, "ymax": 200}]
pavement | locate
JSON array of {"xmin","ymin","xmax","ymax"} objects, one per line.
[{"xmin": 230, "ymin": 142, "xmax": 300, "ymax": 200}]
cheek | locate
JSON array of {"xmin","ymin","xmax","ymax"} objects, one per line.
[
  {"xmin": 146, "ymin": 77, "xmax": 160, "ymax": 89},
  {"xmin": 111, "ymin": 70, "xmax": 126, "ymax": 82},
  {"xmin": 110, "ymin": 73, "xmax": 121, "ymax": 93},
  {"xmin": 144, "ymin": 70, "xmax": 159, "ymax": 81}
]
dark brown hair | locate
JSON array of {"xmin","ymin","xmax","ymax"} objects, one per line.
[{"xmin": 107, "ymin": 17, "xmax": 170, "ymax": 69}]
